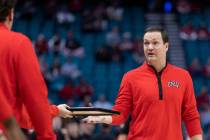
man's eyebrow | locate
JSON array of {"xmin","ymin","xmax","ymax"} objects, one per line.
[{"xmin": 144, "ymin": 39, "xmax": 159, "ymax": 41}]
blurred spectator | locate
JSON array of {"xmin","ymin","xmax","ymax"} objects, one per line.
[
  {"xmin": 205, "ymin": 123, "xmax": 210, "ymax": 140},
  {"xmin": 75, "ymin": 78, "xmax": 93, "ymax": 100},
  {"xmin": 106, "ymin": 27, "xmax": 121, "ymax": 47},
  {"xmin": 119, "ymin": 32, "xmax": 134, "ymax": 51},
  {"xmin": 203, "ymin": 58, "xmax": 210, "ymax": 77},
  {"xmin": 188, "ymin": 58, "xmax": 203, "ymax": 77},
  {"xmin": 93, "ymin": 4, "xmax": 108, "ymax": 31},
  {"xmin": 112, "ymin": 47, "xmax": 124, "ymax": 62},
  {"xmin": 132, "ymin": 38, "xmax": 144, "ymax": 64},
  {"xmin": 48, "ymin": 34, "xmax": 65, "ymax": 53},
  {"xmin": 106, "ymin": 2, "xmax": 124, "ymax": 21},
  {"xmin": 176, "ymin": 0, "xmax": 191, "ymax": 14},
  {"xmin": 79, "ymin": 122, "xmax": 95, "ymax": 140},
  {"xmin": 56, "ymin": 6, "xmax": 75, "ymax": 25},
  {"xmin": 81, "ymin": 10, "xmax": 95, "ymax": 32},
  {"xmin": 61, "ymin": 59, "xmax": 81, "ymax": 79},
  {"xmin": 92, "ymin": 124, "xmax": 115, "ymax": 140},
  {"xmin": 53, "ymin": 117, "xmax": 65, "ymax": 140},
  {"xmin": 59, "ymin": 80, "xmax": 75, "ymax": 100},
  {"xmin": 81, "ymin": 5, "xmax": 107, "ymax": 33},
  {"xmin": 38, "ymin": 55, "xmax": 49, "ymax": 74},
  {"xmin": 105, "ymin": 27, "xmax": 124, "ymax": 62},
  {"xmin": 62, "ymin": 120, "xmax": 81, "ymax": 140},
  {"xmin": 197, "ymin": 24, "xmax": 210, "ymax": 40},
  {"xmin": 79, "ymin": 95, "xmax": 92, "ymax": 107},
  {"xmin": 95, "ymin": 47, "xmax": 112, "ymax": 63},
  {"xmin": 196, "ymin": 86, "xmax": 210, "ymax": 111},
  {"xmin": 200, "ymin": 107, "xmax": 210, "ymax": 133},
  {"xmin": 180, "ymin": 22, "xmax": 197, "ymax": 40},
  {"xmin": 197, "ymin": 87, "xmax": 210, "ymax": 132},
  {"xmin": 94, "ymin": 94, "xmax": 113, "ymax": 109},
  {"xmin": 45, "ymin": 58, "xmax": 62, "ymax": 85},
  {"xmin": 35, "ymin": 34, "xmax": 48, "ymax": 55},
  {"xmin": 64, "ymin": 31, "xmax": 85, "ymax": 58}
]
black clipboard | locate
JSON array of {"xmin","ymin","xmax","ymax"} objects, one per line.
[{"xmin": 67, "ymin": 107, "xmax": 120, "ymax": 116}]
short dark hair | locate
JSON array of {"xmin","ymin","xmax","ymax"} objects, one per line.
[
  {"xmin": 144, "ymin": 26, "xmax": 169, "ymax": 43},
  {"xmin": 0, "ymin": 0, "xmax": 16, "ymax": 22}
]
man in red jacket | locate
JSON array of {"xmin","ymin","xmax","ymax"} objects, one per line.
[
  {"xmin": 0, "ymin": 89, "xmax": 26, "ymax": 140},
  {"xmin": 0, "ymin": 0, "xmax": 72, "ymax": 140},
  {"xmin": 83, "ymin": 26, "xmax": 203, "ymax": 140}
]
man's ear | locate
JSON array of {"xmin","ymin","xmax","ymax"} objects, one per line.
[
  {"xmin": 8, "ymin": 9, "xmax": 14, "ymax": 21},
  {"xmin": 165, "ymin": 42, "xmax": 169, "ymax": 51}
]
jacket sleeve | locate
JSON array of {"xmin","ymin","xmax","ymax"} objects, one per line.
[
  {"xmin": 182, "ymin": 72, "xmax": 202, "ymax": 137},
  {"xmin": 14, "ymin": 35, "xmax": 56, "ymax": 140},
  {"xmin": 0, "ymin": 91, "xmax": 13, "ymax": 122},
  {"xmin": 112, "ymin": 73, "xmax": 133, "ymax": 125},
  {"xmin": 50, "ymin": 105, "xmax": 59, "ymax": 117}
]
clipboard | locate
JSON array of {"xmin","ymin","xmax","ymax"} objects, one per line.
[{"xmin": 67, "ymin": 107, "xmax": 120, "ymax": 116}]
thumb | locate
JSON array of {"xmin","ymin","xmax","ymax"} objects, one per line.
[{"xmin": 64, "ymin": 104, "xmax": 71, "ymax": 109}]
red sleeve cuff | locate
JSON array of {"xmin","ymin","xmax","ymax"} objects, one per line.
[
  {"xmin": 111, "ymin": 108, "xmax": 127, "ymax": 125},
  {"xmin": 185, "ymin": 118, "xmax": 202, "ymax": 137},
  {"xmin": 112, "ymin": 115, "xmax": 119, "ymax": 125},
  {"xmin": 50, "ymin": 105, "xmax": 59, "ymax": 118}
]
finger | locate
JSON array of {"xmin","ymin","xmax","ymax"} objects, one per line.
[
  {"xmin": 62, "ymin": 104, "xmax": 70, "ymax": 109},
  {"xmin": 66, "ymin": 114, "xmax": 73, "ymax": 118},
  {"xmin": 82, "ymin": 117, "xmax": 98, "ymax": 124},
  {"xmin": 83, "ymin": 120, "xmax": 94, "ymax": 124}
]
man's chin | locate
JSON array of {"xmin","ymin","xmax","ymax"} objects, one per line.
[{"xmin": 146, "ymin": 56, "xmax": 156, "ymax": 61}]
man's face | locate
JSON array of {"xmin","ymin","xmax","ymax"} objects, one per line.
[{"xmin": 143, "ymin": 31, "xmax": 168, "ymax": 62}]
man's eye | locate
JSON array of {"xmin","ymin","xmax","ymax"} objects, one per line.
[
  {"xmin": 153, "ymin": 42, "xmax": 158, "ymax": 45},
  {"xmin": 144, "ymin": 42, "xmax": 149, "ymax": 45}
]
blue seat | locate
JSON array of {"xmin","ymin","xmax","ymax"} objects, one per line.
[
  {"xmin": 29, "ymin": 18, "xmax": 41, "ymax": 41},
  {"xmin": 15, "ymin": 20, "xmax": 28, "ymax": 35},
  {"xmin": 207, "ymin": 79, "xmax": 210, "ymax": 95},
  {"xmin": 107, "ymin": 84, "xmax": 119, "ymax": 103},
  {"xmin": 42, "ymin": 20, "xmax": 54, "ymax": 39},
  {"xmin": 193, "ymin": 77, "xmax": 204, "ymax": 96},
  {"xmin": 179, "ymin": 13, "xmax": 191, "ymax": 26},
  {"xmin": 198, "ymin": 40, "xmax": 210, "ymax": 64},
  {"xmin": 183, "ymin": 40, "xmax": 199, "ymax": 65},
  {"xmin": 121, "ymin": 9, "xmax": 132, "ymax": 32}
]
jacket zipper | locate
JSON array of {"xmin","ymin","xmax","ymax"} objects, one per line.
[
  {"xmin": 150, "ymin": 65, "xmax": 167, "ymax": 100},
  {"xmin": 154, "ymin": 71, "xmax": 163, "ymax": 100}
]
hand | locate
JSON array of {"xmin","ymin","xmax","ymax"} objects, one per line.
[
  {"xmin": 191, "ymin": 134, "xmax": 203, "ymax": 140},
  {"xmin": 57, "ymin": 104, "xmax": 73, "ymax": 118},
  {"xmin": 117, "ymin": 134, "xmax": 127, "ymax": 140},
  {"xmin": 82, "ymin": 116, "xmax": 112, "ymax": 124}
]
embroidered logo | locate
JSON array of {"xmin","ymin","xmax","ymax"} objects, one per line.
[{"xmin": 168, "ymin": 81, "xmax": 180, "ymax": 88}]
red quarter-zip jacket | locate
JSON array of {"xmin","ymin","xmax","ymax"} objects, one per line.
[
  {"xmin": 112, "ymin": 62, "xmax": 202, "ymax": 140},
  {"xmin": 0, "ymin": 23, "xmax": 57, "ymax": 140}
]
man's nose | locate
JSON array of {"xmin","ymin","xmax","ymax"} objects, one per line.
[{"xmin": 148, "ymin": 44, "xmax": 154, "ymax": 50}]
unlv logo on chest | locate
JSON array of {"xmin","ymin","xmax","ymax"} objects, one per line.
[{"xmin": 167, "ymin": 81, "xmax": 180, "ymax": 88}]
